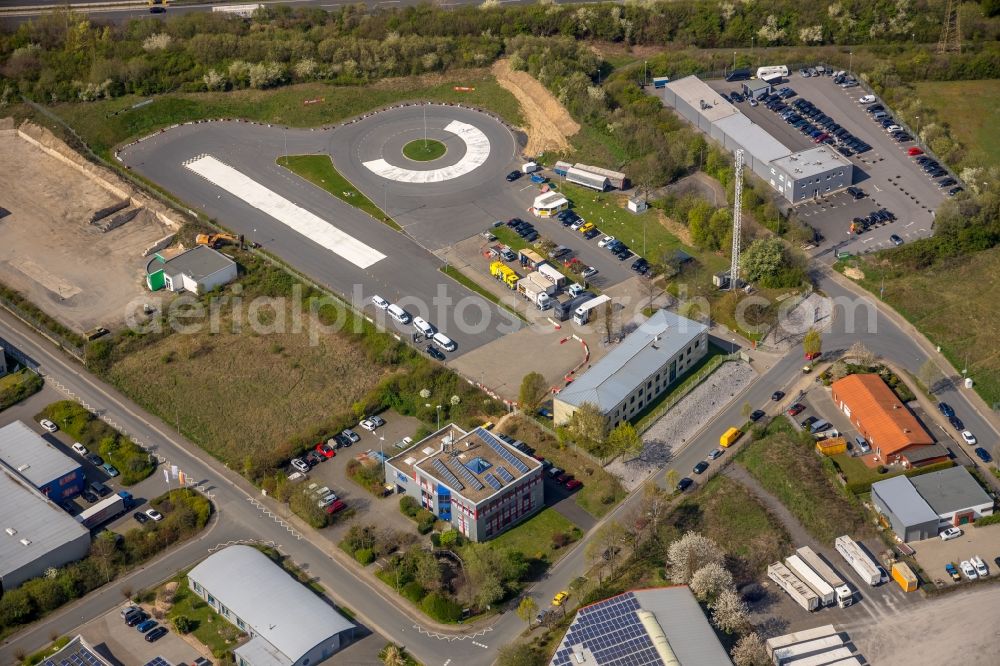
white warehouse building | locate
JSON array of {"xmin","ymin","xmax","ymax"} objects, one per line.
[
  {"xmin": 657, "ymin": 75, "xmax": 853, "ymax": 204},
  {"xmin": 554, "ymin": 310, "xmax": 708, "ymax": 427},
  {"xmin": 187, "ymin": 545, "xmax": 355, "ymax": 666}
]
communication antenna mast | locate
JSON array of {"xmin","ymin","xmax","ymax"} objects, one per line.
[
  {"xmin": 937, "ymin": 0, "xmax": 962, "ymax": 54},
  {"xmin": 729, "ymin": 149, "xmax": 744, "ymax": 290}
]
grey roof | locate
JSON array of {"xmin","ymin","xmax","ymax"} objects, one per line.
[
  {"xmin": 871, "ymin": 475, "xmax": 938, "ymax": 527},
  {"xmin": 744, "ymin": 79, "xmax": 771, "ymax": 92},
  {"xmin": 188, "ymin": 545, "xmax": 354, "ymax": 663},
  {"xmin": 159, "ymin": 245, "xmax": 235, "ymax": 281},
  {"xmin": 235, "ymin": 637, "xmax": 293, "ymax": 666},
  {"xmin": 911, "ymin": 466, "xmax": 993, "ymax": 515},
  {"xmin": 771, "ymin": 146, "xmax": 852, "ymax": 178},
  {"xmin": 900, "ymin": 443, "xmax": 950, "ymax": 465},
  {"xmin": 0, "ymin": 420, "xmax": 81, "ymax": 487},
  {"xmin": 665, "ymin": 76, "xmax": 738, "ymax": 123},
  {"xmin": 0, "ymin": 464, "xmax": 91, "ymax": 581},
  {"xmin": 713, "ymin": 114, "xmax": 791, "ymax": 164},
  {"xmin": 550, "ymin": 587, "xmax": 731, "ymax": 666},
  {"xmin": 556, "ymin": 310, "xmax": 706, "ymax": 412}
]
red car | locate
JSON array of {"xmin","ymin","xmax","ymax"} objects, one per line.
[
  {"xmin": 557, "ymin": 473, "xmax": 573, "ymax": 485},
  {"xmin": 908, "ymin": 146, "xmax": 924, "ymax": 156},
  {"xmin": 805, "ymin": 351, "xmax": 821, "ymax": 361},
  {"xmin": 565, "ymin": 479, "xmax": 582, "ymax": 491},
  {"xmin": 787, "ymin": 403, "xmax": 806, "ymax": 417},
  {"xmin": 325, "ymin": 499, "xmax": 347, "ymax": 515},
  {"xmin": 315, "ymin": 442, "xmax": 336, "ymax": 459}
]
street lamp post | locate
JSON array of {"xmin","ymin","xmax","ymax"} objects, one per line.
[
  {"xmin": 379, "ymin": 434, "xmax": 386, "ymax": 482},
  {"xmin": 436, "ymin": 405, "xmax": 442, "ymax": 431}
]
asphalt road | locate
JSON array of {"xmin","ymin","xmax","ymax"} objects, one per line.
[{"xmin": 119, "ymin": 116, "xmax": 523, "ymax": 357}]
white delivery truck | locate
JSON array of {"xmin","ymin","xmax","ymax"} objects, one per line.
[
  {"xmin": 796, "ymin": 546, "xmax": 853, "ymax": 607},
  {"xmin": 785, "ymin": 554, "xmax": 836, "ymax": 607},
  {"xmin": 767, "ymin": 562, "xmax": 819, "ymax": 612},
  {"xmin": 521, "ymin": 161, "xmax": 540, "ymax": 174},
  {"xmin": 572, "ymin": 294, "xmax": 611, "ymax": 325},
  {"xmin": 834, "ymin": 535, "xmax": 882, "ymax": 587}
]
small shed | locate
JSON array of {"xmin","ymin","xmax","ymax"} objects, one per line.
[
  {"xmin": 743, "ymin": 79, "xmax": 772, "ymax": 100},
  {"xmin": 627, "ymin": 197, "xmax": 648, "ymax": 213},
  {"xmin": 653, "ymin": 76, "xmax": 670, "ymax": 89},
  {"xmin": 518, "ymin": 248, "xmax": 545, "ymax": 270},
  {"xmin": 532, "ymin": 192, "xmax": 569, "ymax": 218},
  {"xmin": 146, "ymin": 245, "xmax": 237, "ymax": 295}
]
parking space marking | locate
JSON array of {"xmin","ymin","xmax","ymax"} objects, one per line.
[{"xmin": 185, "ymin": 154, "xmax": 386, "ymax": 269}]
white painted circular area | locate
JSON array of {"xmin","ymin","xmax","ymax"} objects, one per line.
[{"xmin": 363, "ymin": 120, "xmax": 490, "ymax": 183}]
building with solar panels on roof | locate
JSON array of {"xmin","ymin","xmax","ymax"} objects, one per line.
[
  {"xmin": 551, "ymin": 587, "xmax": 732, "ymax": 666},
  {"xmin": 385, "ymin": 425, "xmax": 544, "ymax": 541},
  {"xmin": 37, "ymin": 634, "xmax": 112, "ymax": 666}
]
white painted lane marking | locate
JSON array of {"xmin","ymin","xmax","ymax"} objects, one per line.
[
  {"xmin": 363, "ymin": 120, "xmax": 490, "ymax": 183},
  {"xmin": 185, "ymin": 155, "xmax": 386, "ymax": 269}
]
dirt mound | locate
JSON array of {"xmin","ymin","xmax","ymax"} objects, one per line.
[
  {"xmin": 492, "ymin": 60, "xmax": 579, "ymax": 156},
  {"xmin": 843, "ymin": 266, "xmax": 865, "ymax": 280}
]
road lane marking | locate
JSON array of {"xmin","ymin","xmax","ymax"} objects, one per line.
[
  {"xmin": 184, "ymin": 154, "xmax": 385, "ymax": 269},
  {"xmin": 363, "ymin": 120, "xmax": 490, "ymax": 183}
]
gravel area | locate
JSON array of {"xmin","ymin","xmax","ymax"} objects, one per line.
[
  {"xmin": 763, "ymin": 292, "xmax": 833, "ymax": 350},
  {"xmin": 607, "ymin": 361, "xmax": 757, "ymax": 490}
]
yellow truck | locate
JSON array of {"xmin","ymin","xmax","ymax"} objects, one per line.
[
  {"xmin": 720, "ymin": 427, "xmax": 743, "ymax": 448},
  {"xmin": 490, "ymin": 261, "xmax": 520, "ymax": 289},
  {"xmin": 891, "ymin": 562, "xmax": 918, "ymax": 592}
]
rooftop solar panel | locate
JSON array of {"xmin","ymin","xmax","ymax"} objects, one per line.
[
  {"xmin": 496, "ymin": 466, "xmax": 514, "ymax": 483},
  {"xmin": 476, "ymin": 427, "xmax": 530, "ymax": 473},
  {"xmin": 449, "ymin": 459, "xmax": 485, "ymax": 491},
  {"xmin": 483, "ymin": 473, "xmax": 502, "ymax": 490},
  {"xmin": 431, "ymin": 458, "xmax": 464, "ymax": 490}
]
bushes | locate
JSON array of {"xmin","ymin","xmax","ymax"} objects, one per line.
[
  {"xmin": 0, "ymin": 368, "xmax": 43, "ymax": 412},
  {"xmin": 400, "ymin": 494, "xmax": 437, "ymax": 533},
  {"xmin": 37, "ymin": 401, "xmax": 154, "ymax": 485},
  {"xmin": 419, "ymin": 592, "xmax": 463, "ymax": 623},
  {"xmin": 355, "ymin": 548, "xmax": 375, "ymax": 565},
  {"xmin": 401, "ymin": 581, "xmax": 425, "ymax": 603},
  {"xmin": 172, "ymin": 615, "xmax": 194, "ymax": 634},
  {"xmin": 399, "ymin": 495, "xmax": 419, "ymax": 517},
  {"xmin": 974, "ymin": 513, "xmax": 1000, "ymax": 528},
  {"xmin": 346, "ymin": 458, "xmax": 385, "ymax": 495}
]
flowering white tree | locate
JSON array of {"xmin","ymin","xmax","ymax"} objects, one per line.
[
  {"xmin": 666, "ymin": 531, "xmax": 725, "ymax": 584},
  {"xmin": 689, "ymin": 562, "xmax": 734, "ymax": 603},
  {"xmin": 711, "ymin": 589, "xmax": 750, "ymax": 634},
  {"xmin": 731, "ymin": 632, "xmax": 769, "ymax": 666}
]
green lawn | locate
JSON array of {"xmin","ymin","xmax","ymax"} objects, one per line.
[
  {"xmin": 668, "ymin": 475, "xmax": 791, "ymax": 579},
  {"xmin": 736, "ymin": 418, "xmax": 870, "ymax": 544},
  {"xmin": 839, "ymin": 246, "xmax": 1000, "ymax": 408},
  {"xmin": 491, "ymin": 507, "xmax": 579, "ymax": 563},
  {"xmin": 167, "ymin": 579, "xmax": 246, "ymax": 658},
  {"xmin": 914, "ymin": 79, "xmax": 1000, "ymax": 169},
  {"xmin": 277, "ymin": 154, "xmax": 401, "ymax": 231},
  {"xmin": 403, "ymin": 139, "xmax": 447, "ymax": 161},
  {"xmin": 52, "ymin": 72, "xmax": 524, "ymax": 158}
]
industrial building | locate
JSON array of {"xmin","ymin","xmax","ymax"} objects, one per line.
[
  {"xmin": 0, "ymin": 463, "xmax": 92, "ymax": 591},
  {"xmin": 657, "ymin": 75, "xmax": 853, "ymax": 204},
  {"xmin": 554, "ymin": 310, "xmax": 708, "ymax": 427},
  {"xmin": 550, "ymin": 587, "xmax": 731, "ymax": 666},
  {"xmin": 830, "ymin": 374, "xmax": 944, "ymax": 467},
  {"xmin": 872, "ymin": 466, "xmax": 994, "ymax": 541},
  {"xmin": 385, "ymin": 424, "xmax": 544, "ymax": 542},
  {"xmin": 146, "ymin": 245, "xmax": 238, "ymax": 295},
  {"xmin": 0, "ymin": 420, "xmax": 85, "ymax": 500},
  {"xmin": 187, "ymin": 545, "xmax": 356, "ymax": 666}
]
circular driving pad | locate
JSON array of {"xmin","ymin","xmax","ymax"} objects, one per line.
[{"xmin": 402, "ymin": 139, "xmax": 447, "ymax": 162}]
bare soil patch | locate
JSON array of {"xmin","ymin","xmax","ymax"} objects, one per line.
[
  {"xmin": 843, "ymin": 266, "xmax": 865, "ymax": 280},
  {"xmin": 492, "ymin": 59, "xmax": 579, "ymax": 155}
]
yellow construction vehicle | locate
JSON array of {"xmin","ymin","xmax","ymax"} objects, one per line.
[
  {"xmin": 490, "ymin": 261, "xmax": 520, "ymax": 290},
  {"xmin": 196, "ymin": 233, "xmax": 240, "ymax": 249}
]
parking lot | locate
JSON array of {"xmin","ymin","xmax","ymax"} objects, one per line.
[
  {"xmin": 708, "ymin": 72, "xmax": 946, "ymax": 256},
  {"xmin": 911, "ymin": 525, "xmax": 1000, "ymax": 587},
  {"xmin": 77, "ymin": 604, "xmax": 204, "ymax": 666}
]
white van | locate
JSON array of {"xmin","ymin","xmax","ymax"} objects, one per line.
[
  {"xmin": 371, "ymin": 295, "xmax": 389, "ymax": 310},
  {"xmin": 432, "ymin": 332, "xmax": 456, "ymax": 352},
  {"xmin": 412, "ymin": 316, "xmax": 435, "ymax": 338},
  {"xmin": 387, "ymin": 303, "xmax": 410, "ymax": 324}
]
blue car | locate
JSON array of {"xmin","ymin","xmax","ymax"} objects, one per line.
[
  {"xmin": 938, "ymin": 402, "xmax": 955, "ymax": 418},
  {"xmin": 136, "ymin": 619, "xmax": 158, "ymax": 633},
  {"xmin": 974, "ymin": 447, "xmax": 992, "ymax": 463}
]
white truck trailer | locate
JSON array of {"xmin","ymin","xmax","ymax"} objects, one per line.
[
  {"xmin": 768, "ymin": 562, "xmax": 819, "ymax": 612},
  {"xmin": 823, "ymin": 658, "xmax": 862, "ymax": 666},
  {"xmin": 779, "ymin": 647, "xmax": 853, "ymax": 666},
  {"xmin": 766, "ymin": 625, "xmax": 838, "ymax": 660},
  {"xmin": 796, "ymin": 546, "xmax": 853, "ymax": 607},
  {"xmin": 785, "ymin": 554, "xmax": 835, "ymax": 607},
  {"xmin": 773, "ymin": 636, "xmax": 845, "ymax": 664},
  {"xmin": 572, "ymin": 294, "xmax": 611, "ymax": 325},
  {"xmin": 834, "ymin": 535, "xmax": 882, "ymax": 587}
]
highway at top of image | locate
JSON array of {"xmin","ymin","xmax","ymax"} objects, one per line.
[{"xmin": 2, "ymin": 252, "xmax": 997, "ymax": 665}]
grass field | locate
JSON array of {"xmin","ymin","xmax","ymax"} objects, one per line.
[
  {"xmin": 491, "ymin": 507, "xmax": 579, "ymax": 563},
  {"xmin": 841, "ymin": 247, "xmax": 1000, "ymax": 408},
  {"xmin": 736, "ymin": 418, "xmax": 870, "ymax": 544},
  {"xmin": 498, "ymin": 416, "xmax": 627, "ymax": 519},
  {"xmin": 277, "ymin": 154, "xmax": 402, "ymax": 231},
  {"xmin": 167, "ymin": 578, "xmax": 245, "ymax": 658},
  {"xmin": 914, "ymin": 79, "xmax": 1000, "ymax": 169},
  {"xmin": 403, "ymin": 139, "xmax": 447, "ymax": 161},
  {"xmin": 667, "ymin": 474, "xmax": 791, "ymax": 580},
  {"xmin": 53, "ymin": 71, "xmax": 523, "ymax": 158}
]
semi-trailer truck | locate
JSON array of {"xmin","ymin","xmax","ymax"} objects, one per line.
[
  {"xmin": 796, "ymin": 546, "xmax": 853, "ymax": 607},
  {"xmin": 572, "ymin": 294, "xmax": 611, "ymax": 325},
  {"xmin": 834, "ymin": 535, "xmax": 882, "ymax": 587},
  {"xmin": 766, "ymin": 625, "xmax": 838, "ymax": 660},
  {"xmin": 767, "ymin": 562, "xmax": 819, "ymax": 612},
  {"xmin": 776, "ymin": 646, "xmax": 852, "ymax": 666},
  {"xmin": 75, "ymin": 491, "xmax": 134, "ymax": 529},
  {"xmin": 785, "ymin": 554, "xmax": 836, "ymax": 607}
]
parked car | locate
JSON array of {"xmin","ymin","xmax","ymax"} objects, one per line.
[
  {"xmin": 707, "ymin": 449, "xmax": 724, "ymax": 461},
  {"xmin": 890, "ymin": 234, "xmax": 904, "ymax": 246},
  {"xmin": 938, "ymin": 402, "xmax": 955, "ymax": 418},
  {"xmin": 598, "ymin": 235, "xmax": 616, "ymax": 248},
  {"xmin": 800, "ymin": 416, "xmax": 819, "ymax": 429},
  {"xmin": 565, "ymin": 479, "xmax": 582, "ymax": 491},
  {"xmin": 750, "ymin": 409, "xmax": 766, "ymax": 422},
  {"xmin": 908, "ymin": 146, "xmax": 924, "ymax": 156},
  {"xmin": 72, "ymin": 442, "xmax": 89, "ymax": 456},
  {"xmin": 145, "ymin": 509, "xmax": 164, "ymax": 522},
  {"xmin": 940, "ymin": 527, "xmax": 963, "ymax": 541},
  {"xmin": 136, "ymin": 619, "xmax": 158, "ymax": 633},
  {"xmin": 342, "ymin": 429, "xmax": 360, "ymax": 444},
  {"xmin": 972, "ymin": 555, "xmax": 989, "ymax": 577},
  {"xmin": 676, "ymin": 477, "xmax": 693, "ymax": 492},
  {"xmin": 846, "ymin": 186, "xmax": 866, "ymax": 199},
  {"xmin": 552, "ymin": 591, "xmax": 569, "ymax": 606},
  {"xmin": 145, "ymin": 627, "xmax": 169, "ymax": 643},
  {"xmin": 133, "ymin": 511, "xmax": 149, "ymax": 524},
  {"xmin": 101, "ymin": 463, "xmax": 120, "ymax": 477},
  {"xmin": 771, "ymin": 391, "xmax": 785, "ymax": 401},
  {"xmin": 945, "ymin": 562, "xmax": 961, "ymax": 581},
  {"xmin": 948, "ymin": 416, "xmax": 964, "ymax": 430},
  {"xmin": 291, "ymin": 458, "xmax": 310, "ymax": 473},
  {"xmin": 371, "ymin": 295, "xmax": 389, "ymax": 310},
  {"xmin": 581, "ymin": 266, "xmax": 599, "ymax": 279},
  {"xmin": 305, "ymin": 451, "xmax": 324, "ymax": 466},
  {"xmin": 505, "ymin": 171, "xmax": 521, "ymax": 182},
  {"xmin": 90, "ymin": 481, "xmax": 111, "ymax": 497},
  {"xmin": 974, "ymin": 447, "xmax": 992, "ymax": 463},
  {"xmin": 960, "ymin": 560, "xmax": 978, "ymax": 580},
  {"xmin": 120, "ymin": 605, "xmax": 140, "ymax": 619},
  {"xmin": 961, "ymin": 430, "xmax": 977, "ymax": 445},
  {"xmin": 787, "ymin": 403, "xmax": 806, "ymax": 416},
  {"xmin": 39, "ymin": 419, "xmax": 58, "ymax": 433},
  {"xmin": 426, "ymin": 345, "xmax": 446, "ymax": 361},
  {"xmin": 126, "ymin": 611, "xmax": 149, "ymax": 627},
  {"xmin": 693, "ymin": 461, "xmax": 710, "ymax": 475},
  {"xmin": 81, "ymin": 490, "xmax": 99, "ymax": 503}
]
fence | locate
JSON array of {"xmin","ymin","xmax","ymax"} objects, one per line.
[{"xmin": 636, "ymin": 352, "xmax": 740, "ymax": 435}]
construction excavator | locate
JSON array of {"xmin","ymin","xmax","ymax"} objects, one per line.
[{"xmin": 196, "ymin": 232, "xmax": 242, "ymax": 249}]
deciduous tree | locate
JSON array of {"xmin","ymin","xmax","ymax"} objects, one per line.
[
  {"xmin": 803, "ymin": 327, "xmax": 822, "ymax": 358},
  {"xmin": 689, "ymin": 562, "xmax": 734, "ymax": 603},
  {"xmin": 516, "ymin": 596, "xmax": 538, "ymax": 625},
  {"xmin": 518, "ymin": 372, "xmax": 548, "ymax": 411},
  {"xmin": 711, "ymin": 589, "xmax": 750, "ymax": 634},
  {"xmin": 570, "ymin": 402, "xmax": 609, "ymax": 446},
  {"xmin": 607, "ymin": 422, "xmax": 643, "ymax": 460},
  {"xmin": 666, "ymin": 531, "xmax": 724, "ymax": 583},
  {"xmin": 848, "ymin": 341, "xmax": 877, "ymax": 367},
  {"xmin": 731, "ymin": 632, "xmax": 770, "ymax": 666}
]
